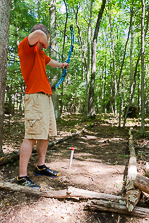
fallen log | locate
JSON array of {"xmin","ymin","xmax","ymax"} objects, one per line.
[
  {"xmin": 134, "ymin": 174, "xmax": 149, "ymax": 194},
  {"xmin": 48, "ymin": 132, "xmax": 80, "ymax": 149},
  {"xmin": 47, "ymin": 122, "xmax": 97, "ymax": 149},
  {"xmin": 0, "ymin": 148, "xmax": 37, "ymax": 166},
  {"xmin": 0, "ymin": 181, "xmax": 125, "ymax": 201},
  {"xmin": 0, "ymin": 181, "xmax": 68, "ymax": 198},
  {"xmin": 0, "ymin": 123, "xmax": 97, "ymax": 166},
  {"xmin": 125, "ymin": 189, "xmax": 141, "ymax": 212},
  {"xmin": 67, "ymin": 187, "xmax": 125, "ymax": 201},
  {"xmin": 125, "ymin": 127, "xmax": 141, "ymax": 212},
  {"xmin": 0, "ymin": 135, "xmax": 79, "ymax": 166},
  {"xmin": 86, "ymin": 199, "xmax": 149, "ymax": 218},
  {"xmin": 1, "ymin": 181, "xmax": 149, "ymax": 217},
  {"xmin": 145, "ymin": 162, "xmax": 149, "ymax": 178},
  {"xmin": 0, "ymin": 151, "xmax": 19, "ymax": 166},
  {"xmin": 126, "ymin": 127, "xmax": 137, "ymax": 190}
]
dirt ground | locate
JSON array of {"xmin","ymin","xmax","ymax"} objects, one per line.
[{"xmin": 1, "ymin": 113, "xmax": 149, "ymax": 223}]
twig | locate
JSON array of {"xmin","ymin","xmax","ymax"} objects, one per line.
[
  {"xmin": 117, "ymin": 215, "xmax": 121, "ymax": 223},
  {"xmin": 83, "ymin": 216, "xmax": 93, "ymax": 223}
]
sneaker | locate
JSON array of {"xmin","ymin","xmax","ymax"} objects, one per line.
[
  {"xmin": 34, "ymin": 165, "xmax": 60, "ymax": 177},
  {"xmin": 16, "ymin": 176, "xmax": 42, "ymax": 191}
]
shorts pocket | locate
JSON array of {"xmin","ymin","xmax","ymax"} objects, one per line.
[
  {"xmin": 24, "ymin": 94, "xmax": 30, "ymax": 102},
  {"xmin": 25, "ymin": 112, "xmax": 43, "ymax": 135}
]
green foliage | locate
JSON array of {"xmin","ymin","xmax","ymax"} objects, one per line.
[{"xmin": 6, "ymin": 0, "xmax": 149, "ymax": 117}]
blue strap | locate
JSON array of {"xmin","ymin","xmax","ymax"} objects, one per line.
[{"xmin": 54, "ymin": 25, "xmax": 74, "ymax": 89}]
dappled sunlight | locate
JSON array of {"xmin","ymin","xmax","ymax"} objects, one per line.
[
  {"xmin": 48, "ymin": 159, "xmax": 125, "ymax": 195},
  {"xmin": 101, "ymin": 123, "xmax": 111, "ymax": 126},
  {"xmin": 86, "ymin": 135, "xmax": 97, "ymax": 140},
  {"xmin": 2, "ymin": 144, "xmax": 16, "ymax": 154},
  {"xmin": 7, "ymin": 198, "xmax": 88, "ymax": 223},
  {"xmin": 97, "ymin": 137, "xmax": 124, "ymax": 142},
  {"xmin": 74, "ymin": 152, "xmax": 97, "ymax": 160},
  {"xmin": 2, "ymin": 113, "xmax": 146, "ymax": 222},
  {"xmin": 56, "ymin": 131, "xmax": 74, "ymax": 137}
]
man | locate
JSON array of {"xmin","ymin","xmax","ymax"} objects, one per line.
[{"xmin": 17, "ymin": 24, "xmax": 69, "ymax": 190}]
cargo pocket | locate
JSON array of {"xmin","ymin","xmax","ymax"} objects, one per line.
[
  {"xmin": 25, "ymin": 112, "xmax": 43, "ymax": 135},
  {"xmin": 24, "ymin": 94, "xmax": 30, "ymax": 106},
  {"xmin": 24, "ymin": 94, "xmax": 30, "ymax": 101}
]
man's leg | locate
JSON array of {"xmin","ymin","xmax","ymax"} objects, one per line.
[
  {"xmin": 19, "ymin": 139, "xmax": 36, "ymax": 177},
  {"xmin": 36, "ymin": 139, "xmax": 49, "ymax": 166},
  {"xmin": 35, "ymin": 139, "xmax": 59, "ymax": 177},
  {"xmin": 17, "ymin": 138, "xmax": 41, "ymax": 191}
]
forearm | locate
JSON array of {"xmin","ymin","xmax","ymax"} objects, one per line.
[
  {"xmin": 48, "ymin": 59, "xmax": 62, "ymax": 68},
  {"xmin": 38, "ymin": 32, "xmax": 49, "ymax": 48},
  {"xmin": 28, "ymin": 30, "xmax": 49, "ymax": 48}
]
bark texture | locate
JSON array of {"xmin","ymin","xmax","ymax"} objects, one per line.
[
  {"xmin": 125, "ymin": 128, "xmax": 141, "ymax": 212},
  {"xmin": 88, "ymin": 0, "xmax": 106, "ymax": 116},
  {"xmin": 86, "ymin": 199, "xmax": 149, "ymax": 218},
  {"xmin": 0, "ymin": 0, "xmax": 11, "ymax": 153}
]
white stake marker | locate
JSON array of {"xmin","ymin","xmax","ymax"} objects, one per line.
[{"xmin": 69, "ymin": 147, "xmax": 75, "ymax": 168}]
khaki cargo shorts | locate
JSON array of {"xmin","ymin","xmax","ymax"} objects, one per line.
[{"xmin": 24, "ymin": 93, "xmax": 57, "ymax": 140}]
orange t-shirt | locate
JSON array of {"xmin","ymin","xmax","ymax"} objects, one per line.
[{"xmin": 18, "ymin": 36, "xmax": 52, "ymax": 94}]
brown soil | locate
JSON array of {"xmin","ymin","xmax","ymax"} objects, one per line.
[{"xmin": 1, "ymin": 113, "xmax": 149, "ymax": 223}]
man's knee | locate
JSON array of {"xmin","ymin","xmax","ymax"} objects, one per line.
[{"xmin": 22, "ymin": 138, "xmax": 36, "ymax": 148}]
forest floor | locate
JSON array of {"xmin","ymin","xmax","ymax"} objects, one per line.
[{"xmin": 1, "ymin": 113, "xmax": 149, "ymax": 223}]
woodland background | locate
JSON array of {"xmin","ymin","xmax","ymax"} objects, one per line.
[
  {"xmin": 0, "ymin": 0, "xmax": 149, "ymax": 152},
  {"xmin": 0, "ymin": 1, "xmax": 149, "ymax": 222}
]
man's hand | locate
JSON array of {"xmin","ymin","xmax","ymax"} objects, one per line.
[
  {"xmin": 62, "ymin": 62, "xmax": 69, "ymax": 69},
  {"xmin": 48, "ymin": 59, "xmax": 70, "ymax": 69}
]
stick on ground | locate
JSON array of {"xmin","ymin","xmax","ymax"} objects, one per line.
[{"xmin": 125, "ymin": 127, "xmax": 141, "ymax": 212}]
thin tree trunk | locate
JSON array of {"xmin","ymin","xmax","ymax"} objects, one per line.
[
  {"xmin": 123, "ymin": 5, "xmax": 149, "ymax": 128},
  {"xmin": 0, "ymin": 0, "xmax": 11, "ymax": 155},
  {"xmin": 101, "ymin": 70, "xmax": 105, "ymax": 113},
  {"xmin": 60, "ymin": 0, "xmax": 68, "ymax": 116},
  {"xmin": 108, "ymin": 0, "xmax": 117, "ymax": 114},
  {"xmin": 49, "ymin": 0, "xmax": 57, "ymax": 62},
  {"xmin": 38, "ymin": 0, "xmax": 41, "ymax": 20},
  {"xmin": 88, "ymin": 0, "xmax": 106, "ymax": 117},
  {"xmin": 85, "ymin": 1, "xmax": 92, "ymax": 119},
  {"xmin": 117, "ymin": 4, "xmax": 133, "ymax": 127},
  {"xmin": 49, "ymin": 0, "xmax": 60, "ymax": 119},
  {"xmin": 74, "ymin": 2, "xmax": 92, "ymax": 118},
  {"xmin": 130, "ymin": 13, "xmax": 134, "ymax": 103},
  {"xmin": 141, "ymin": 0, "xmax": 145, "ymax": 136}
]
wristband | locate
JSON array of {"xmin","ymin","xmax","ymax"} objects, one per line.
[{"xmin": 62, "ymin": 63, "xmax": 64, "ymax": 68}]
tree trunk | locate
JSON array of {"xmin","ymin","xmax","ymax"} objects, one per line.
[
  {"xmin": 37, "ymin": 0, "xmax": 41, "ymax": 21},
  {"xmin": 85, "ymin": 0, "xmax": 92, "ymax": 119},
  {"xmin": 88, "ymin": 39, "xmax": 96, "ymax": 117},
  {"xmin": 49, "ymin": 0, "xmax": 57, "ymax": 62},
  {"xmin": 108, "ymin": 0, "xmax": 117, "ymax": 114},
  {"xmin": 74, "ymin": 1, "xmax": 92, "ymax": 119},
  {"xmin": 0, "ymin": 0, "xmax": 11, "ymax": 155},
  {"xmin": 117, "ymin": 3, "xmax": 133, "ymax": 127},
  {"xmin": 141, "ymin": 0, "xmax": 145, "ymax": 137},
  {"xmin": 123, "ymin": 5, "xmax": 149, "ymax": 128},
  {"xmin": 88, "ymin": 0, "xmax": 106, "ymax": 117},
  {"xmin": 130, "ymin": 10, "xmax": 134, "ymax": 103},
  {"xmin": 59, "ymin": 0, "xmax": 68, "ymax": 116},
  {"xmin": 49, "ymin": 0, "xmax": 60, "ymax": 119}
]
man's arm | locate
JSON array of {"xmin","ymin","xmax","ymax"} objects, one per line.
[
  {"xmin": 28, "ymin": 30, "xmax": 49, "ymax": 48},
  {"xmin": 48, "ymin": 59, "xmax": 69, "ymax": 69}
]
